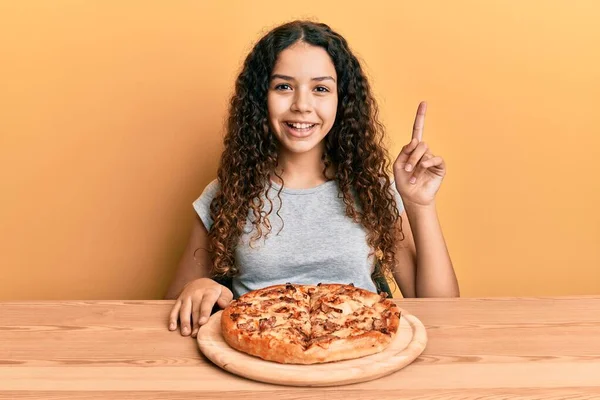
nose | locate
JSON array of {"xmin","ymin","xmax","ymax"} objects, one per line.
[{"xmin": 291, "ymin": 88, "xmax": 312, "ymax": 113}]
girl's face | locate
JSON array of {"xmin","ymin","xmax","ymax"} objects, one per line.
[{"xmin": 267, "ymin": 42, "xmax": 338, "ymax": 157}]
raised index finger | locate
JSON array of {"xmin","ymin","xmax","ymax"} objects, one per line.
[{"xmin": 412, "ymin": 101, "xmax": 428, "ymax": 142}]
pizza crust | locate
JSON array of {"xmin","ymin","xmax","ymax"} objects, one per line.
[{"xmin": 303, "ymin": 331, "xmax": 392, "ymax": 364}]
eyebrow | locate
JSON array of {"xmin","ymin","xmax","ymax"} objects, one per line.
[{"xmin": 271, "ymin": 74, "xmax": 336, "ymax": 83}]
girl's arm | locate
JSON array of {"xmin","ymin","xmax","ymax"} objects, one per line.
[
  {"xmin": 391, "ymin": 212, "xmax": 417, "ymax": 298},
  {"xmin": 164, "ymin": 215, "xmax": 211, "ymax": 300},
  {"xmin": 165, "ymin": 216, "xmax": 233, "ymax": 337},
  {"xmin": 391, "ymin": 101, "xmax": 459, "ymax": 298},
  {"xmin": 391, "ymin": 206, "xmax": 459, "ymax": 298},
  {"xmin": 403, "ymin": 203, "xmax": 459, "ymax": 297}
]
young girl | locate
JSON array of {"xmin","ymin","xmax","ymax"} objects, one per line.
[{"xmin": 166, "ymin": 20, "xmax": 459, "ymax": 338}]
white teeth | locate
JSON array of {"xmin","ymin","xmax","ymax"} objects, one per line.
[{"xmin": 288, "ymin": 122, "xmax": 315, "ymax": 129}]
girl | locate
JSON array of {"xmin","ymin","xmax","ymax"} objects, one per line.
[{"xmin": 166, "ymin": 20, "xmax": 459, "ymax": 338}]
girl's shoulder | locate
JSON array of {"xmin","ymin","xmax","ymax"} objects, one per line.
[
  {"xmin": 201, "ymin": 178, "xmax": 220, "ymax": 198},
  {"xmin": 192, "ymin": 178, "xmax": 220, "ymax": 231},
  {"xmin": 193, "ymin": 178, "xmax": 221, "ymax": 205}
]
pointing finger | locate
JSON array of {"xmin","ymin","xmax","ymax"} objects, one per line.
[{"xmin": 412, "ymin": 101, "xmax": 427, "ymax": 142}]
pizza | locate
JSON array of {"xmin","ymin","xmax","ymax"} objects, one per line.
[{"xmin": 220, "ymin": 283, "xmax": 401, "ymax": 364}]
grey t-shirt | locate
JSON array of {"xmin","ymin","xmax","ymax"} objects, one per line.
[{"xmin": 193, "ymin": 179, "xmax": 404, "ymax": 298}]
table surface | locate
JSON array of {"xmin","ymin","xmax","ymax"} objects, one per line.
[{"xmin": 1, "ymin": 296, "xmax": 600, "ymax": 399}]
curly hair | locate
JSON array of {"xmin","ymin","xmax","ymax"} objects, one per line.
[{"xmin": 206, "ymin": 20, "xmax": 403, "ymax": 281}]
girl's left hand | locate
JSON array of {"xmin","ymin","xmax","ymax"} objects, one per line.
[{"xmin": 393, "ymin": 101, "xmax": 446, "ymax": 207}]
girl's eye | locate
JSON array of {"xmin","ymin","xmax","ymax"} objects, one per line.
[
  {"xmin": 275, "ymin": 84, "xmax": 292, "ymax": 91},
  {"xmin": 314, "ymin": 86, "xmax": 330, "ymax": 93}
]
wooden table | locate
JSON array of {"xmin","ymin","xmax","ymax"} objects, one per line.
[{"xmin": 1, "ymin": 297, "xmax": 599, "ymax": 399}]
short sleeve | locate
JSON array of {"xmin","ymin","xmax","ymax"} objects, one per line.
[
  {"xmin": 192, "ymin": 179, "xmax": 221, "ymax": 231},
  {"xmin": 390, "ymin": 181, "xmax": 405, "ymax": 215}
]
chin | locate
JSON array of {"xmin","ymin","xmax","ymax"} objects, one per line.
[{"xmin": 282, "ymin": 142, "xmax": 320, "ymax": 154}]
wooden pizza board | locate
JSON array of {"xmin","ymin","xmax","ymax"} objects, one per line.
[{"xmin": 196, "ymin": 309, "xmax": 427, "ymax": 387}]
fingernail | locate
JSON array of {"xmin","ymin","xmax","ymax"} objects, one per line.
[
  {"xmin": 182, "ymin": 327, "xmax": 189, "ymax": 334},
  {"xmin": 409, "ymin": 177, "xmax": 417, "ymax": 184},
  {"xmin": 199, "ymin": 317, "xmax": 208, "ymax": 324},
  {"xmin": 405, "ymin": 164, "xmax": 412, "ymax": 172},
  {"xmin": 169, "ymin": 323, "xmax": 175, "ymax": 330}
]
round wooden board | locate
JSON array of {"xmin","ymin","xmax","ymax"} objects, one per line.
[{"xmin": 197, "ymin": 309, "xmax": 427, "ymax": 387}]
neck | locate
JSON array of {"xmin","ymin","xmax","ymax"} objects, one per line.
[{"xmin": 272, "ymin": 143, "xmax": 334, "ymax": 189}]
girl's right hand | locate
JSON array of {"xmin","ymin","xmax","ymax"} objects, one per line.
[{"xmin": 168, "ymin": 278, "xmax": 233, "ymax": 338}]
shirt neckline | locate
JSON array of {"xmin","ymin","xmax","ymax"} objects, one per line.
[{"xmin": 268, "ymin": 179, "xmax": 337, "ymax": 195}]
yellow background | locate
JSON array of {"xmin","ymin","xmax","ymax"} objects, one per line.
[{"xmin": 1, "ymin": 1, "xmax": 599, "ymax": 300}]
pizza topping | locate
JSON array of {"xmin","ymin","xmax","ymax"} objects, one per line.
[
  {"xmin": 261, "ymin": 299, "xmax": 278, "ymax": 307},
  {"xmin": 285, "ymin": 283, "xmax": 297, "ymax": 292},
  {"xmin": 289, "ymin": 326, "xmax": 310, "ymax": 341},
  {"xmin": 261, "ymin": 287, "xmax": 287, "ymax": 297},
  {"xmin": 229, "ymin": 313, "xmax": 240, "ymax": 321},
  {"xmin": 237, "ymin": 321, "xmax": 257, "ymax": 332},
  {"xmin": 372, "ymin": 318, "xmax": 386, "ymax": 331},
  {"xmin": 244, "ymin": 309, "xmax": 262, "ymax": 317},
  {"xmin": 291, "ymin": 310, "xmax": 308, "ymax": 321},
  {"xmin": 333, "ymin": 285, "xmax": 352, "ymax": 296},
  {"xmin": 343, "ymin": 317, "xmax": 360, "ymax": 328},
  {"xmin": 278, "ymin": 296, "xmax": 299, "ymax": 304},
  {"xmin": 320, "ymin": 302, "xmax": 343, "ymax": 314},
  {"xmin": 259, "ymin": 316, "xmax": 277, "ymax": 332},
  {"xmin": 309, "ymin": 334, "xmax": 336, "ymax": 347},
  {"xmin": 353, "ymin": 307, "xmax": 372, "ymax": 318},
  {"xmin": 323, "ymin": 320, "xmax": 340, "ymax": 332}
]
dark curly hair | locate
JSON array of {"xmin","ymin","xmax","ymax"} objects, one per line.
[{"xmin": 206, "ymin": 20, "xmax": 403, "ymax": 282}]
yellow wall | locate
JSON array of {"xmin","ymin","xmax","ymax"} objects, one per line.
[{"xmin": 1, "ymin": 1, "xmax": 599, "ymax": 300}]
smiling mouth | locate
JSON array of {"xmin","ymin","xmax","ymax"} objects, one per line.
[
  {"xmin": 284, "ymin": 122, "xmax": 317, "ymax": 133},
  {"xmin": 285, "ymin": 122, "xmax": 317, "ymax": 132}
]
